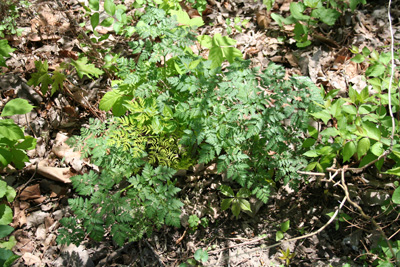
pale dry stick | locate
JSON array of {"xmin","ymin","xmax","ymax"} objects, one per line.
[
  {"xmin": 207, "ymin": 196, "xmax": 346, "ymax": 256},
  {"xmin": 339, "ymin": 168, "xmax": 398, "ymax": 266},
  {"xmin": 387, "ymin": 0, "xmax": 396, "ymax": 150}
]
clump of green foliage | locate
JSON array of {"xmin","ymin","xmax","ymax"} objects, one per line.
[
  {"xmin": 59, "ymin": 4, "xmax": 322, "ymax": 246},
  {"xmin": 304, "ymin": 46, "xmax": 400, "ymax": 173},
  {"xmin": 57, "ymin": 117, "xmax": 185, "ymax": 246},
  {"xmin": 0, "ymin": 38, "xmax": 14, "ymax": 68},
  {"xmin": 0, "ymin": 0, "xmax": 29, "ymax": 37},
  {"xmin": 0, "ymin": 98, "xmax": 36, "ymax": 266},
  {"xmin": 0, "ymin": 180, "xmax": 19, "ymax": 267},
  {"xmin": 0, "ymin": 99, "xmax": 36, "ymax": 169},
  {"xmin": 271, "ymin": 0, "xmax": 365, "ymax": 47}
]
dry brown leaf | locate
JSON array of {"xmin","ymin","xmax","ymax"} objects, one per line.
[
  {"xmin": 19, "ymin": 184, "xmax": 41, "ymax": 201},
  {"xmin": 27, "ymin": 161, "xmax": 73, "ymax": 183},
  {"xmin": 22, "ymin": 253, "xmax": 42, "ymax": 265},
  {"xmin": 11, "ymin": 201, "xmax": 27, "ymax": 228},
  {"xmin": 256, "ymin": 10, "xmax": 270, "ymax": 29}
]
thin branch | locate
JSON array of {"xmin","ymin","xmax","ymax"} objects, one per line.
[
  {"xmin": 208, "ymin": 196, "xmax": 346, "ymax": 256},
  {"xmin": 340, "ymin": 169, "xmax": 398, "ymax": 265},
  {"xmin": 387, "ymin": 0, "xmax": 396, "ymax": 151}
]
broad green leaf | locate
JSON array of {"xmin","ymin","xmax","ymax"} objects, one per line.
[
  {"xmin": 312, "ymin": 7, "xmax": 340, "ymax": 26},
  {"xmin": 362, "ymin": 121, "xmax": 381, "ymax": 141},
  {"xmin": 0, "ymin": 235, "xmax": 17, "ymax": 250},
  {"xmin": 342, "ymin": 141, "xmax": 356, "ymax": 162},
  {"xmin": 302, "ymin": 138, "xmax": 316, "ymax": 148},
  {"xmin": 276, "ymin": 231, "xmax": 284, "ymax": 241},
  {"xmin": 99, "ymin": 90, "xmax": 122, "ymax": 111},
  {"xmin": 0, "ymin": 225, "xmax": 13, "ymax": 239},
  {"xmin": 316, "ymin": 162, "xmax": 324, "ymax": 172},
  {"xmin": 303, "ymin": 150, "xmax": 319, "ymax": 157},
  {"xmin": 358, "ymin": 86, "xmax": 369, "ymax": 103},
  {"xmin": 0, "ymin": 149, "xmax": 11, "ymax": 167},
  {"xmin": 358, "ymin": 104, "xmax": 374, "ymax": 114},
  {"xmin": 1, "ymin": 99, "xmax": 34, "ymax": 117},
  {"xmin": 0, "ymin": 120, "xmax": 24, "ymax": 141},
  {"xmin": 263, "ymin": 0, "xmax": 275, "ymax": 11},
  {"xmin": 290, "ymin": 2, "xmax": 310, "ymax": 21},
  {"xmin": 281, "ymin": 220, "xmax": 290, "ymax": 232},
  {"xmin": 379, "ymin": 52, "xmax": 391, "ymax": 65},
  {"xmin": 221, "ymin": 198, "xmax": 232, "ymax": 210},
  {"xmin": 320, "ymin": 127, "xmax": 339, "ymax": 137},
  {"xmin": 385, "ymin": 167, "xmax": 400, "ymax": 177},
  {"xmin": 0, "ymin": 39, "xmax": 15, "ymax": 58},
  {"xmin": 350, "ymin": 0, "xmax": 364, "ymax": 11},
  {"xmin": 351, "ymin": 54, "xmax": 365, "ymax": 63},
  {"xmin": 239, "ymin": 199, "xmax": 251, "ymax": 212},
  {"xmin": 51, "ymin": 71, "xmax": 65, "ymax": 95},
  {"xmin": 348, "ymin": 85, "xmax": 358, "ymax": 104},
  {"xmin": 89, "ymin": 0, "xmax": 99, "ymax": 11},
  {"xmin": 237, "ymin": 188, "xmax": 251, "ymax": 198},
  {"xmin": 393, "ymin": 187, "xmax": 400, "ymax": 204},
  {"xmin": 270, "ymin": 13, "xmax": 297, "ymax": 27},
  {"xmin": 104, "ymin": 0, "xmax": 116, "ymax": 16},
  {"xmin": 0, "ymin": 180, "xmax": 6, "ymax": 198},
  {"xmin": 101, "ymin": 17, "xmax": 114, "ymax": 27},
  {"xmin": 308, "ymin": 125, "xmax": 318, "ymax": 139},
  {"xmin": 194, "ymin": 249, "xmax": 208, "ymax": 263},
  {"xmin": 209, "ymin": 33, "xmax": 243, "ymax": 69},
  {"xmin": 151, "ymin": 117, "xmax": 163, "ymax": 134},
  {"xmin": 170, "ymin": 10, "xmax": 204, "ymax": 27},
  {"xmin": 219, "ymin": 184, "xmax": 234, "ymax": 197},
  {"xmin": 0, "ymin": 204, "xmax": 13, "ymax": 225},
  {"xmin": 90, "ymin": 13, "xmax": 99, "ymax": 30},
  {"xmin": 342, "ymin": 105, "xmax": 357, "ymax": 115},
  {"xmin": 112, "ymin": 96, "xmax": 130, "ymax": 116},
  {"xmin": 4, "ymin": 186, "xmax": 15, "ymax": 203},
  {"xmin": 304, "ymin": 0, "xmax": 321, "ymax": 8},
  {"xmin": 357, "ymin": 138, "xmax": 370, "ymax": 158},
  {"xmin": 305, "ymin": 161, "xmax": 317, "ymax": 171},
  {"xmin": 365, "ymin": 63, "xmax": 385, "ymax": 77},
  {"xmin": 311, "ymin": 110, "xmax": 331, "ymax": 124},
  {"xmin": 70, "ymin": 57, "xmax": 104, "ymax": 79},
  {"xmin": 11, "ymin": 149, "xmax": 29, "ymax": 169},
  {"xmin": 231, "ymin": 201, "xmax": 240, "ymax": 217},
  {"xmin": 15, "ymin": 136, "xmax": 36, "ymax": 150},
  {"xmin": 0, "ymin": 40, "xmax": 15, "ymax": 67},
  {"xmin": 0, "ymin": 248, "xmax": 17, "ymax": 267},
  {"xmin": 370, "ymin": 142, "xmax": 384, "ymax": 156}
]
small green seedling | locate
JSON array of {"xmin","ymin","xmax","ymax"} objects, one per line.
[
  {"xmin": 278, "ymin": 248, "xmax": 295, "ymax": 266},
  {"xmin": 276, "ymin": 220, "xmax": 290, "ymax": 241},
  {"xmin": 219, "ymin": 185, "xmax": 252, "ymax": 218}
]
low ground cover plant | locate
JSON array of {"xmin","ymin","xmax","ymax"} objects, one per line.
[{"xmin": 57, "ymin": 6, "xmax": 322, "ymax": 246}]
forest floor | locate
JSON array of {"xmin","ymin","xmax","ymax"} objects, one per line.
[{"xmin": 1, "ymin": 0, "xmax": 400, "ymax": 266}]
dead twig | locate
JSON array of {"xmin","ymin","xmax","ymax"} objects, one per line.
[{"xmin": 208, "ymin": 196, "xmax": 346, "ymax": 256}]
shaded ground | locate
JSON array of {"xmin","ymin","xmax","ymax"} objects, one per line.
[{"xmin": 1, "ymin": 0, "xmax": 399, "ymax": 266}]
